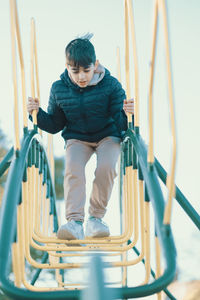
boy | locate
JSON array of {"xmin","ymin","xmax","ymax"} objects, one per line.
[{"xmin": 28, "ymin": 35, "xmax": 134, "ymax": 241}]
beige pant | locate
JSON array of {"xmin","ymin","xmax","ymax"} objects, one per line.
[{"xmin": 64, "ymin": 136, "xmax": 121, "ymax": 222}]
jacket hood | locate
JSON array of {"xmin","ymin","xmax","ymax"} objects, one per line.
[
  {"xmin": 88, "ymin": 63, "xmax": 106, "ymax": 86},
  {"xmin": 60, "ymin": 63, "xmax": 110, "ymax": 89}
]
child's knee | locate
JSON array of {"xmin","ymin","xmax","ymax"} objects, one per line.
[
  {"xmin": 95, "ymin": 162, "xmax": 117, "ymax": 179},
  {"xmin": 65, "ymin": 161, "xmax": 84, "ymax": 177}
]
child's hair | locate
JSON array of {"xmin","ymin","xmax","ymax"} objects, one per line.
[{"xmin": 65, "ymin": 33, "xmax": 96, "ymax": 68}]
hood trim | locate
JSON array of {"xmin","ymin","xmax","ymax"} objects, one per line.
[{"xmin": 88, "ymin": 63, "xmax": 105, "ymax": 86}]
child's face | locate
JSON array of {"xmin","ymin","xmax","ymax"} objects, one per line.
[{"xmin": 66, "ymin": 60, "xmax": 99, "ymax": 88}]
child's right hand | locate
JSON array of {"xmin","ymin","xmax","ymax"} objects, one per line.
[{"xmin": 27, "ymin": 97, "xmax": 39, "ymax": 115}]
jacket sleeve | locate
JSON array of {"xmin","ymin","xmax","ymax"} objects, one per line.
[
  {"xmin": 30, "ymin": 85, "xmax": 67, "ymax": 134},
  {"xmin": 109, "ymin": 79, "xmax": 128, "ymax": 134}
]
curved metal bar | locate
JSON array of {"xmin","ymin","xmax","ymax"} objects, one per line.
[
  {"xmin": 0, "ymin": 147, "xmax": 14, "ymax": 177},
  {"xmin": 115, "ymin": 129, "xmax": 177, "ymax": 297},
  {"xmin": 9, "ymin": 0, "xmax": 21, "ymax": 151},
  {"xmin": 124, "ymin": 0, "xmax": 132, "ymax": 125},
  {"xmin": 0, "ymin": 129, "xmax": 177, "ymax": 299},
  {"xmin": 155, "ymin": 158, "xmax": 200, "ymax": 230},
  {"xmin": 159, "ymin": 0, "xmax": 177, "ymax": 225},
  {"xmin": 1, "ymin": 0, "xmax": 180, "ymax": 297},
  {"xmin": 127, "ymin": 0, "xmax": 139, "ymax": 129},
  {"xmin": 147, "ymin": 0, "xmax": 158, "ymax": 164},
  {"xmin": 130, "ymin": 243, "xmax": 177, "ymax": 300},
  {"xmin": 30, "ymin": 18, "xmax": 38, "ymax": 127},
  {"xmin": 12, "ymin": 0, "xmax": 28, "ymax": 130}
]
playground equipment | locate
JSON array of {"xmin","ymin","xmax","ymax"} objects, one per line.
[{"xmin": 0, "ymin": 0, "xmax": 199, "ymax": 299}]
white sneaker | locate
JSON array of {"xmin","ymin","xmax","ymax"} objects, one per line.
[
  {"xmin": 57, "ymin": 220, "xmax": 84, "ymax": 240},
  {"xmin": 85, "ymin": 217, "xmax": 110, "ymax": 238}
]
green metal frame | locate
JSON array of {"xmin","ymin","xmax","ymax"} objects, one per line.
[
  {"xmin": 155, "ymin": 158, "xmax": 200, "ymax": 230},
  {"xmin": 0, "ymin": 147, "xmax": 14, "ymax": 177},
  {"xmin": 0, "ymin": 127, "xmax": 198, "ymax": 299},
  {"xmin": 129, "ymin": 243, "xmax": 176, "ymax": 300}
]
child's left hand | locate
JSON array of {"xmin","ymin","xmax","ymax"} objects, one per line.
[{"xmin": 123, "ymin": 98, "xmax": 134, "ymax": 115}]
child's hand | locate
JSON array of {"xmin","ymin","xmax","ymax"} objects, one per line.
[
  {"xmin": 27, "ymin": 97, "xmax": 39, "ymax": 115},
  {"xmin": 123, "ymin": 98, "xmax": 134, "ymax": 115}
]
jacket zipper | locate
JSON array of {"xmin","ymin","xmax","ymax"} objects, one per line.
[{"xmin": 79, "ymin": 88, "xmax": 87, "ymax": 132}]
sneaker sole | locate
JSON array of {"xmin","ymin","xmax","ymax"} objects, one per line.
[
  {"xmin": 57, "ymin": 229, "xmax": 85, "ymax": 247},
  {"xmin": 86, "ymin": 231, "xmax": 110, "ymax": 238},
  {"xmin": 57, "ymin": 229, "xmax": 77, "ymax": 240}
]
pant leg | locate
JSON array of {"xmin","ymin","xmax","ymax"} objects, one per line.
[
  {"xmin": 89, "ymin": 136, "xmax": 121, "ymax": 219},
  {"xmin": 64, "ymin": 139, "xmax": 94, "ymax": 222}
]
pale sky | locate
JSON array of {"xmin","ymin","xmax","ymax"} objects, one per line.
[{"xmin": 0, "ymin": 0, "xmax": 200, "ymax": 282}]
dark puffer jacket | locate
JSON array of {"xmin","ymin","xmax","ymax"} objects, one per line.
[{"xmin": 35, "ymin": 67, "xmax": 128, "ymax": 142}]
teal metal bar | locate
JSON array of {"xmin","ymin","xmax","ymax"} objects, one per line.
[
  {"xmin": 0, "ymin": 147, "xmax": 14, "ymax": 177},
  {"xmin": 35, "ymin": 140, "xmax": 39, "ymax": 168},
  {"xmin": 0, "ymin": 131, "xmax": 74, "ymax": 300},
  {"xmin": 39, "ymin": 147, "xmax": 44, "ymax": 175},
  {"xmin": 155, "ymin": 158, "xmax": 200, "ymax": 230},
  {"xmin": 82, "ymin": 255, "xmax": 116, "ymax": 300},
  {"xmin": 0, "ymin": 128, "xmax": 178, "ymax": 299},
  {"xmin": 115, "ymin": 129, "xmax": 177, "ymax": 298},
  {"xmin": 128, "ymin": 241, "xmax": 177, "ymax": 300},
  {"xmin": 30, "ymin": 253, "xmax": 49, "ymax": 286}
]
